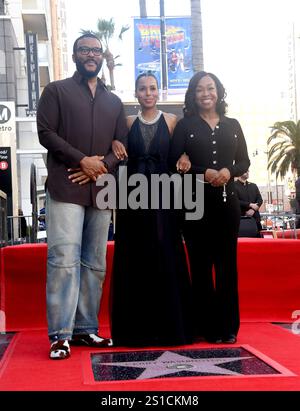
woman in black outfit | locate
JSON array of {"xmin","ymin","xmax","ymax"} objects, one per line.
[
  {"xmin": 110, "ymin": 73, "xmax": 193, "ymax": 347},
  {"xmin": 169, "ymin": 71, "xmax": 250, "ymax": 344}
]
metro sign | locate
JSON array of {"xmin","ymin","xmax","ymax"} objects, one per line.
[
  {"xmin": 0, "ymin": 104, "xmax": 13, "ymax": 131},
  {"xmin": 0, "ymin": 102, "xmax": 15, "ymax": 212},
  {"xmin": 0, "ymin": 105, "xmax": 11, "ymax": 123},
  {"xmin": 0, "ymin": 161, "xmax": 8, "ymax": 170},
  {"xmin": 0, "ymin": 102, "xmax": 15, "ymax": 134}
]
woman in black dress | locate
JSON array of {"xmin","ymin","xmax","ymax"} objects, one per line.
[
  {"xmin": 169, "ymin": 71, "xmax": 250, "ymax": 344},
  {"xmin": 110, "ymin": 73, "xmax": 193, "ymax": 347}
]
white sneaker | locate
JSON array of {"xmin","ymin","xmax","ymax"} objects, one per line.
[
  {"xmin": 71, "ymin": 333, "xmax": 113, "ymax": 347},
  {"xmin": 49, "ymin": 340, "xmax": 70, "ymax": 360}
]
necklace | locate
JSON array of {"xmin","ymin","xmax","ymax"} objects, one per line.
[{"xmin": 138, "ymin": 110, "xmax": 162, "ymax": 125}]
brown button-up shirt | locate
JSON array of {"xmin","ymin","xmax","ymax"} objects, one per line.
[{"xmin": 37, "ymin": 71, "xmax": 128, "ymax": 207}]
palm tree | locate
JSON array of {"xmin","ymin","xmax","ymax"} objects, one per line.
[
  {"xmin": 190, "ymin": 0, "xmax": 204, "ymax": 72},
  {"xmin": 81, "ymin": 19, "xmax": 129, "ymax": 90},
  {"xmin": 267, "ymin": 120, "xmax": 300, "ymax": 178}
]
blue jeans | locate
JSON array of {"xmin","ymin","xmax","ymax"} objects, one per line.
[{"xmin": 46, "ymin": 193, "xmax": 111, "ymax": 342}]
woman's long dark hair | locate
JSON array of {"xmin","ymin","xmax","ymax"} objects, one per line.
[{"xmin": 184, "ymin": 71, "xmax": 227, "ymax": 117}]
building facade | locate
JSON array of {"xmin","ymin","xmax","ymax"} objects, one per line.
[{"xmin": 0, "ymin": 0, "xmax": 67, "ymax": 226}]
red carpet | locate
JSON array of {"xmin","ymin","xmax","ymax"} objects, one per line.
[
  {"xmin": 0, "ymin": 239, "xmax": 300, "ymax": 393},
  {"xmin": 237, "ymin": 238, "xmax": 300, "ymax": 322},
  {"xmin": 1, "ymin": 239, "xmax": 299, "ymax": 331},
  {"xmin": 1, "ymin": 324, "xmax": 300, "ymax": 391}
]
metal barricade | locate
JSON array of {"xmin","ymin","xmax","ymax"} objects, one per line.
[
  {"xmin": 6, "ymin": 212, "xmax": 47, "ymax": 245},
  {"xmin": 260, "ymin": 212, "xmax": 298, "ymax": 238}
]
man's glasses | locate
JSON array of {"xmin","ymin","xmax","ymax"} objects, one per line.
[{"xmin": 77, "ymin": 46, "xmax": 103, "ymax": 56}]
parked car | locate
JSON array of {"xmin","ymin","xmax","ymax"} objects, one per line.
[
  {"xmin": 261, "ymin": 216, "xmax": 287, "ymax": 230},
  {"xmin": 261, "ymin": 213, "xmax": 298, "ymax": 230}
]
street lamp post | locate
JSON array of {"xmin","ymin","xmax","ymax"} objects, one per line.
[
  {"xmin": 159, "ymin": 0, "xmax": 168, "ymax": 93},
  {"xmin": 264, "ymin": 149, "xmax": 273, "ymax": 205},
  {"xmin": 275, "ymin": 177, "xmax": 279, "ymax": 213},
  {"xmin": 267, "ymin": 173, "xmax": 272, "ymax": 204}
]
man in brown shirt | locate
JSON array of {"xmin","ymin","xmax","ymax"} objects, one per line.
[{"xmin": 37, "ymin": 33, "xmax": 128, "ymax": 360}]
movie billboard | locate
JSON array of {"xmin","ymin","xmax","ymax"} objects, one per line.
[{"xmin": 134, "ymin": 17, "xmax": 193, "ymax": 90}]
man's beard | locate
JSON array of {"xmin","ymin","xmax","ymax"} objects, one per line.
[{"xmin": 75, "ymin": 59, "xmax": 103, "ymax": 79}]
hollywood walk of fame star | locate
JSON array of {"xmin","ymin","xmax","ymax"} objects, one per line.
[{"xmin": 98, "ymin": 350, "xmax": 253, "ymax": 379}]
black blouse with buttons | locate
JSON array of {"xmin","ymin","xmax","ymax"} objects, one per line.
[{"xmin": 169, "ymin": 115, "xmax": 250, "ymax": 179}]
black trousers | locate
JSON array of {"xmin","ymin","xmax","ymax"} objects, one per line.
[{"xmin": 183, "ymin": 182, "xmax": 241, "ymax": 338}]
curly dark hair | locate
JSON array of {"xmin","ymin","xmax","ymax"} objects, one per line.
[{"xmin": 184, "ymin": 71, "xmax": 227, "ymax": 117}]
